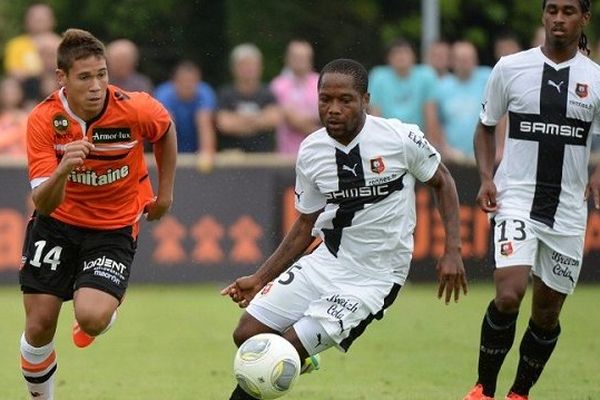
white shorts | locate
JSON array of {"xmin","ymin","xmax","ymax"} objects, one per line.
[
  {"xmin": 246, "ymin": 245, "xmax": 402, "ymax": 353},
  {"xmin": 492, "ymin": 215, "xmax": 583, "ymax": 294}
]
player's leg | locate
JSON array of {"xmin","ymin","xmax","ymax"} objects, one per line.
[
  {"xmin": 72, "ymin": 225, "xmax": 136, "ymax": 347},
  {"xmin": 229, "ymin": 261, "xmax": 320, "ymax": 400},
  {"xmin": 507, "ymin": 276, "xmax": 565, "ymax": 398},
  {"xmin": 507, "ymin": 235, "xmax": 581, "ymax": 398},
  {"xmin": 21, "ymin": 293, "xmax": 62, "ymax": 400},
  {"xmin": 466, "ymin": 217, "xmax": 535, "ymax": 399},
  {"xmin": 72, "ymin": 287, "xmax": 119, "ymax": 346},
  {"xmin": 229, "ymin": 312, "xmax": 286, "ymax": 400},
  {"xmin": 19, "ymin": 214, "xmax": 76, "ymax": 400}
]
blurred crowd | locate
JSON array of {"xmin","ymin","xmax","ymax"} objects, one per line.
[{"xmin": 2, "ymin": 3, "xmax": 600, "ymax": 165}]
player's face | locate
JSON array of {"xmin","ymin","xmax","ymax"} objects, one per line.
[
  {"xmin": 318, "ymin": 72, "xmax": 369, "ymax": 145},
  {"xmin": 542, "ymin": 0, "xmax": 590, "ymax": 49},
  {"xmin": 58, "ymin": 55, "xmax": 108, "ymax": 121}
]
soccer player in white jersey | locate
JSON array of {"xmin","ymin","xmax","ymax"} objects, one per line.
[
  {"xmin": 221, "ymin": 58, "xmax": 467, "ymax": 399},
  {"xmin": 464, "ymin": 1, "xmax": 600, "ymax": 400}
]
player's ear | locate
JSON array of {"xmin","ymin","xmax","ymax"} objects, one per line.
[
  {"xmin": 581, "ymin": 11, "xmax": 591, "ymax": 27},
  {"xmin": 56, "ymin": 68, "xmax": 66, "ymax": 87},
  {"xmin": 363, "ymin": 92, "xmax": 370, "ymax": 109}
]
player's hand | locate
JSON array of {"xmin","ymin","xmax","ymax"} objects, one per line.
[
  {"xmin": 144, "ymin": 196, "xmax": 172, "ymax": 221},
  {"xmin": 476, "ymin": 179, "xmax": 498, "ymax": 213},
  {"xmin": 220, "ymin": 275, "xmax": 263, "ymax": 308},
  {"xmin": 585, "ymin": 166, "xmax": 600, "ymax": 210},
  {"xmin": 436, "ymin": 251, "xmax": 468, "ymax": 305},
  {"xmin": 57, "ymin": 138, "xmax": 95, "ymax": 176}
]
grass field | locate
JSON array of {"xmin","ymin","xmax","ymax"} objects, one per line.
[{"xmin": 1, "ymin": 283, "xmax": 598, "ymax": 400}]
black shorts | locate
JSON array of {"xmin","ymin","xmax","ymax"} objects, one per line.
[{"xmin": 20, "ymin": 214, "xmax": 137, "ymax": 301}]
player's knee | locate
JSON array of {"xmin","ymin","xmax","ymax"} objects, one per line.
[
  {"xmin": 532, "ymin": 307, "xmax": 561, "ymax": 330},
  {"xmin": 25, "ymin": 316, "xmax": 57, "ymax": 345},
  {"xmin": 495, "ymin": 290, "xmax": 524, "ymax": 313},
  {"xmin": 232, "ymin": 324, "xmax": 253, "ymax": 347},
  {"xmin": 75, "ymin": 308, "xmax": 113, "ymax": 336}
]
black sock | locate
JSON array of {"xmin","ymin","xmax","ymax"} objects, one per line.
[
  {"xmin": 229, "ymin": 385, "xmax": 257, "ymax": 400},
  {"xmin": 477, "ymin": 300, "xmax": 519, "ymax": 397},
  {"xmin": 510, "ymin": 319, "xmax": 561, "ymax": 396}
]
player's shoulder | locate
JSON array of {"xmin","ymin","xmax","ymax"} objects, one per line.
[
  {"xmin": 367, "ymin": 114, "xmax": 420, "ymax": 139},
  {"xmin": 298, "ymin": 127, "xmax": 329, "ymax": 152},
  {"xmin": 28, "ymin": 91, "xmax": 62, "ymax": 121},
  {"xmin": 494, "ymin": 47, "xmax": 542, "ymax": 69},
  {"xmin": 108, "ymin": 85, "xmax": 164, "ymax": 112},
  {"xmin": 575, "ymin": 52, "xmax": 600, "ymax": 75}
]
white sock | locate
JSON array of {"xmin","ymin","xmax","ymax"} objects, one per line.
[
  {"xmin": 100, "ymin": 310, "xmax": 118, "ymax": 335},
  {"xmin": 20, "ymin": 333, "xmax": 56, "ymax": 400}
]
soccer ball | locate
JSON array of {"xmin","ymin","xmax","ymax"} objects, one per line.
[{"xmin": 233, "ymin": 333, "xmax": 301, "ymax": 399}]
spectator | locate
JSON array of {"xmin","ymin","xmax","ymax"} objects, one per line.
[
  {"xmin": 216, "ymin": 43, "xmax": 281, "ymax": 153},
  {"xmin": 22, "ymin": 31, "xmax": 61, "ymax": 109},
  {"xmin": 428, "ymin": 41, "xmax": 491, "ymax": 162},
  {"xmin": 531, "ymin": 26, "xmax": 546, "ymax": 48},
  {"xmin": 492, "ymin": 33, "xmax": 522, "ymax": 164},
  {"xmin": 270, "ymin": 39, "xmax": 320, "ymax": 155},
  {"xmin": 493, "ymin": 32, "xmax": 522, "ymax": 62},
  {"xmin": 154, "ymin": 60, "xmax": 217, "ymax": 160},
  {"xmin": 0, "ymin": 77, "xmax": 28, "ymax": 157},
  {"xmin": 106, "ymin": 39, "xmax": 153, "ymax": 93},
  {"xmin": 426, "ymin": 39, "xmax": 451, "ymax": 78},
  {"xmin": 368, "ymin": 38, "xmax": 438, "ymax": 132},
  {"xmin": 4, "ymin": 3, "xmax": 60, "ymax": 81}
]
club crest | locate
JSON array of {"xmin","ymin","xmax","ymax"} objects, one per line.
[
  {"xmin": 370, "ymin": 156, "xmax": 385, "ymax": 174},
  {"xmin": 575, "ymin": 83, "xmax": 588, "ymax": 99}
]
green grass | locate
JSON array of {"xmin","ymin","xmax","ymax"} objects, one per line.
[{"xmin": 1, "ymin": 283, "xmax": 599, "ymax": 399}]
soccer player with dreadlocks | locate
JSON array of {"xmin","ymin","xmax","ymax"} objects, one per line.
[{"xmin": 464, "ymin": 1, "xmax": 600, "ymax": 399}]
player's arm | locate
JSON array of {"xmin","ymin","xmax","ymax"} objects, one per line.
[
  {"xmin": 425, "ymin": 162, "xmax": 467, "ymax": 304},
  {"xmin": 474, "ymin": 121, "xmax": 498, "ymax": 213},
  {"xmin": 221, "ymin": 210, "xmax": 320, "ymax": 307},
  {"xmin": 195, "ymin": 109, "xmax": 216, "ymax": 172},
  {"xmin": 32, "ymin": 138, "xmax": 95, "ymax": 215},
  {"xmin": 146, "ymin": 123, "xmax": 177, "ymax": 221}
]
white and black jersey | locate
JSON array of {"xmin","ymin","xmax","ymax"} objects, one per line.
[
  {"xmin": 482, "ymin": 47, "xmax": 600, "ymax": 234},
  {"xmin": 295, "ymin": 114, "xmax": 440, "ymax": 280}
]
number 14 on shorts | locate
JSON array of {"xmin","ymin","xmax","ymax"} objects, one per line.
[{"xmin": 29, "ymin": 240, "xmax": 63, "ymax": 270}]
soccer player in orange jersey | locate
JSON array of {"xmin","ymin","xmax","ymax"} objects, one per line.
[{"xmin": 18, "ymin": 29, "xmax": 177, "ymax": 399}]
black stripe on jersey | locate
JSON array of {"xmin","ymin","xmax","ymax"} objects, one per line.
[
  {"xmin": 339, "ymin": 283, "xmax": 401, "ymax": 351},
  {"xmin": 508, "ymin": 63, "xmax": 590, "ymax": 228},
  {"xmin": 56, "ymin": 153, "xmax": 129, "ymax": 161},
  {"xmin": 23, "ymin": 364, "xmax": 57, "ymax": 383},
  {"xmin": 322, "ymin": 145, "xmax": 405, "ymax": 257},
  {"xmin": 85, "ymin": 153, "xmax": 130, "ymax": 161}
]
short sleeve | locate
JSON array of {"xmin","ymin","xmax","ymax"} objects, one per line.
[
  {"xmin": 135, "ymin": 92, "xmax": 172, "ymax": 143},
  {"xmin": 480, "ymin": 59, "xmax": 508, "ymax": 126},
  {"xmin": 421, "ymin": 66, "xmax": 438, "ymax": 102},
  {"xmin": 294, "ymin": 154, "xmax": 326, "ymax": 214},
  {"xmin": 26, "ymin": 110, "xmax": 57, "ymax": 186},
  {"xmin": 196, "ymin": 83, "xmax": 216, "ymax": 111},
  {"xmin": 402, "ymin": 125, "xmax": 441, "ymax": 183}
]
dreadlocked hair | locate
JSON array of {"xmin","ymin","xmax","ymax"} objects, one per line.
[{"xmin": 542, "ymin": 0, "xmax": 591, "ymax": 55}]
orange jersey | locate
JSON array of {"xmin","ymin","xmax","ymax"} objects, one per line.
[{"xmin": 27, "ymin": 85, "xmax": 171, "ymax": 229}]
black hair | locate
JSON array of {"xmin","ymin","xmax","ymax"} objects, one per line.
[
  {"xmin": 318, "ymin": 58, "xmax": 368, "ymax": 95},
  {"xmin": 542, "ymin": 0, "xmax": 591, "ymax": 55},
  {"xmin": 57, "ymin": 29, "xmax": 106, "ymax": 72}
]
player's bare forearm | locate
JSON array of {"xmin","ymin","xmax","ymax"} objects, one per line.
[
  {"xmin": 474, "ymin": 122, "xmax": 496, "ymax": 182},
  {"xmin": 151, "ymin": 123, "xmax": 177, "ymax": 217},
  {"xmin": 253, "ymin": 211, "xmax": 320, "ymax": 287},
  {"xmin": 426, "ymin": 163, "xmax": 468, "ymax": 302},
  {"xmin": 32, "ymin": 174, "xmax": 68, "ymax": 215},
  {"xmin": 427, "ymin": 163, "xmax": 461, "ymax": 254},
  {"xmin": 32, "ymin": 139, "xmax": 95, "ymax": 215}
]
